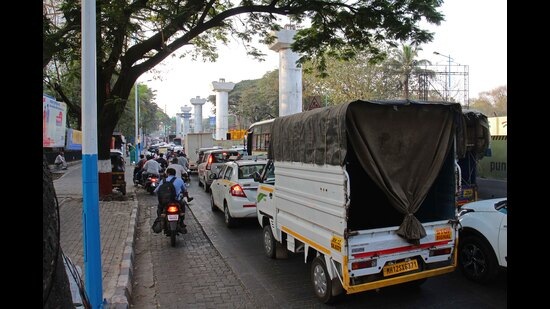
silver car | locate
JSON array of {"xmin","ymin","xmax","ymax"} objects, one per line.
[{"xmin": 197, "ymin": 149, "xmax": 240, "ymax": 192}]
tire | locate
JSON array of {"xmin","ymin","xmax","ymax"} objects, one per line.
[
  {"xmin": 205, "ymin": 182, "xmax": 210, "ymax": 193},
  {"xmin": 198, "ymin": 177, "xmax": 203, "ymax": 187},
  {"xmin": 211, "ymin": 195, "xmax": 218, "ymax": 211},
  {"xmin": 459, "ymin": 235, "xmax": 499, "ymax": 284},
  {"xmin": 224, "ymin": 203, "xmax": 236, "ymax": 228},
  {"xmin": 170, "ymin": 233, "xmax": 176, "ymax": 247},
  {"xmin": 263, "ymin": 224, "xmax": 276, "ymax": 259},
  {"xmin": 311, "ymin": 256, "xmax": 337, "ymax": 304},
  {"xmin": 121, "ymin": 185, "xmax": 126, "ymax": 195}
]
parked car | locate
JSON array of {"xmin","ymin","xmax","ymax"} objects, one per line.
[
  {"xmin": 458, "ymin": 198, "xmax": 507, "ymax": 283},
  {"xmin": 197, "ymin": 149, "xmax": 240, "ymax": 192},
  {"xmin": 209, "ymin": 159, "xmax": 267, "ymax": 227}
]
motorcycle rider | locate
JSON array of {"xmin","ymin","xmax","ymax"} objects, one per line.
[
  {"xmin": 156, "ymin": 152, "xmax": 169, "ymax": 171},
  {"xmin": 141, "ymin": 155, "xmax": 162, "ymax": 182},
  {"xmin": 134, "ymin": 154, "xmax": 147, "ymax": 183},
  {"xmin": 154, "ymin": 167, "xmax": 187, "ymax": 233},
  {"xmin": 166, "ymin": 157, "xmax": 194, "ymax": 202}
]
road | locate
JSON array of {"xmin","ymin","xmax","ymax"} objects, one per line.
[{"xmin": 131, "ymin": 174, "xmax": 507, "ymax": 308}]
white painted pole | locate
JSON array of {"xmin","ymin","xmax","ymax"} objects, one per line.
[{"xmin": 81, "ymin": 0, "xmax": 103, "ymax": 307}]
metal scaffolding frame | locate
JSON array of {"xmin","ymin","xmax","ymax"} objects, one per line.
[{"xmin": 413, "ymin": 64, "xmax": 470, "ymax": 108}]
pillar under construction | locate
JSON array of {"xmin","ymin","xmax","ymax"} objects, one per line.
[
  {"xmin": 175, "ymin": 113, "xmax": 183, "ymax": 136},
  {"xmin": 269, "ymin": 24, "xmax": 302, "ymax": 117},
  {"xmin": 211, "ymin": 78, "xmax": 235, "ymax": 140},
  {"xmin": 190, "ymin": 96, "xmax": 207, "ymax": 133},
  {"xmin": 180, "ymin": 105, "xmax": 192, "ymax": 136}
]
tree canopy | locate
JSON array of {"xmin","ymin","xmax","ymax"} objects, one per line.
[{"xmin": 43, "ymin": 0, "xmax": 444, "ymax": 164}]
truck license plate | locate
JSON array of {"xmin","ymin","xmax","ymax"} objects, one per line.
[
  {"xmin": 167, "ymin": 214, "xmax": 179, "ymax": 221},
  {"xmin": 383, "ymin": 260, "xmax": 419, "ymax": 277}
]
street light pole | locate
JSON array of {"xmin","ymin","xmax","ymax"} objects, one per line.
[
  {"xmin": 433, "ymin": 51, "xmax": 453, "ymax": 101},
  {"xmin": 135, "ymin": 82, "xmax": 140, "ymax": 157}
]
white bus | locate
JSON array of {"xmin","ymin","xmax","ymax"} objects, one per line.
[{"xmin": 246, "ymin": 118, "xmax": 274, "ymax": 156}]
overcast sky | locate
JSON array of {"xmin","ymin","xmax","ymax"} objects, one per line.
[{"xmin": 141, "ymin": 0, "xmax": 507, "ymax": 118}]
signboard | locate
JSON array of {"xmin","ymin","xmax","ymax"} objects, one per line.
[
  {"xmin": 43, "ymin": 95, "xmax": 67, "ymax": 148},
  {"xmin": 66, "ymin": 128, "xmax": 82, "ymax": 151}
]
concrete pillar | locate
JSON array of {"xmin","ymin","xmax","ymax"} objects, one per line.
[
  {"xmin": 190, "ymin": 96, "xmax": 207, "ymax": 133},
  {"xmin": 211, "ymin": 78, "xmax": 235, "ymax": 140},
  {"xmin": 270, "ymin": 24, "xmax": 302, "ymax": 117},
  {"xmin": 181, "ymin": 105, "xmax": 192, "ymax": 136},
  {"xmin": 175, "ymin": 113, "xmax": 182, "ymax": 136}
]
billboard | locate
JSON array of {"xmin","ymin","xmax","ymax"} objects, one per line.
[
  {"xmin": 66, "ymin": 128, "xmax": 82, "ymax": 151},
  {"xmin": 43, "ymin": 95, "xmax": 67, "ymax": 148}
]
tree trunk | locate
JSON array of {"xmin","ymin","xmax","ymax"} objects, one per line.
[{"xmin": 43, "ymin": 154, "xmax": 76, "ymax": 308}]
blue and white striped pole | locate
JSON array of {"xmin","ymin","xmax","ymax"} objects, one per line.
[{"xmin": 82, "ymin": 0, "xmax": 103, "ymax": 307}]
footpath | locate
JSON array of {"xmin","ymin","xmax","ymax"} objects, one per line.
[{"xmin": 53, "ymin": 160, "xmax": 138, "ymax": 309}]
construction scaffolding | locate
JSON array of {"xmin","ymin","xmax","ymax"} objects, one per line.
[{"xmin": 413, "ymin": 64, "xmax": 470, "ymax": 108}]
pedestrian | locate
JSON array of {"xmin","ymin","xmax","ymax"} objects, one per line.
[{"xmin": 54, "ymin": 151, "xmax": 68, "ymax": 170}]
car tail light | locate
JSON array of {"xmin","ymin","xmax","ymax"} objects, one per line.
[
  {"xmin": 230, "ymin": 184, "xmax": 247, "ymax": 197},
  {"xmin": 352, "ymin": 259, "xmax": 377, "ymax": 270},
  {"xmin": 206, "ymin": 154, "xmax": 213, "ymax": 170},
  {"xmin": 429, "ymin": 247, "xmax": 452, "ymax": 257}
]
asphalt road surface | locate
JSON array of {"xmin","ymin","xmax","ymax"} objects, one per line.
[{"xmin": 131, "ymin": 175, "xmax": 507, "ymax": 308}]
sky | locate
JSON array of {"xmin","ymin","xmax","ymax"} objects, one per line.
[{"xmin": 141, "ymin": 0, "xmax": 507, "ymax": 118}]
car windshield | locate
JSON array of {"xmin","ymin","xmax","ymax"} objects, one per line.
[{"xmin": 238, "ymin": 164, "xmax": 266, "ymax": 179}]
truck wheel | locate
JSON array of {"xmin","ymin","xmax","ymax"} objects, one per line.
[
  {"xmin": 459, "ymin": 235, "xmax": 499, "ymax": 284},
  {"xmin": 311, "ymin": 256, "xmax": 338, "ymax": 304},
  {"xmin": 263, "ymin": 224, "xmax": 276, "ymax": 259}
]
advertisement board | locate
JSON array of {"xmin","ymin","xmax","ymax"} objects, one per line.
[
  {"xmin": 66, "ymin": 128, "xmax": 82, "ymax": 150},
  {"xmin": 43, "ymin": 95, "xmax": 67, "ymax": 148}
]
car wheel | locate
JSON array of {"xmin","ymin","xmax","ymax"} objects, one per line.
[
  {"xmin": 263, "ymin": 224, "xmax": 276, "ymax": 259},
  {"xmin": 459, "ymin": 235, "xmax": 499, "ymax": 284},
  {"xmin": 311, "ymin": 256, "xmax": 340, "ymax": 304},
  {"xmin": 210, "ymin": 195, "xmax": 217, "ymax": 211},
  {"xmin": 224, "ymin": 202, "xmax": 236, "ymax": 228}
]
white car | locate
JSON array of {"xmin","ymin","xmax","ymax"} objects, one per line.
[
  {"xmin": 209, "ymin": 159, "xmax": 267, "ymax": 228},
  {"xmin": 458, "ymin": 198, "xmax": 507, "ymax": 283}
]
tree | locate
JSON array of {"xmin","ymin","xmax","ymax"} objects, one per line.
[
  {"xmin": 387, "ymin": 44, "xmax": 431, "ymax": 99},
  {"xmin": 469, "ymin": 85, "xmax": 507, "ymax": 116},
  {"xmin": 43, "ymin": 0, "xmax": 444, "ymax": 196},
  {"xmin": 229, "ymin": 70, "xmax": 279, "ymax": 123},
  {"xmin": 302, "ymin": 48, "xmax": 402, "ymax": 105},
  {"xmin": 43, "ymin": 154, "xmax": 78, "ymax": 308}
]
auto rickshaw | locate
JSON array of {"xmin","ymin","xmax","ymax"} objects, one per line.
[{"xmin": 110, "ymin": 149, "xmax": 127, "ymax": 195}]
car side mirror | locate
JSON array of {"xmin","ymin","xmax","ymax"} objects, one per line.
[{"xmin": 209, "ymin": 173, "xmax": 218, "ymax": 180}]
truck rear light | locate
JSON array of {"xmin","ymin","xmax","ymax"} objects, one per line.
[
  {"xmin": 351, "ymin": 259, "xmax": 377, "ymax": 270},
  {"xmin": 230, "ymin": 184, "xmax": 247, "ymax": 197},
  {"xmin": 429, "ymin": 247, "xmax": 452, "ymax": 257}
]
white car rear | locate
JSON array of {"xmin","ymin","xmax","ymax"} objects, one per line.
[{"xmin": 210, "ymin": 160, "xmax": 267, "ymax": 227}]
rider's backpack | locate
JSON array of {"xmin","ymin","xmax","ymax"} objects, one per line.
[{"xmin": 157, "ymin": 176, "xmax": 177, "ymax": 207}]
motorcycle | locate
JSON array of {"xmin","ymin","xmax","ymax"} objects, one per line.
[
  {"xmin": 144, "ymin": 173, "xmax": 160, "ymax": 195},
  {"xmin": 159, "ymin": 199, "xmax": 187, "ymax": 247},
  {"xmin": 182, "ymin": 169, "xmax": 191, "ymax": 185}
]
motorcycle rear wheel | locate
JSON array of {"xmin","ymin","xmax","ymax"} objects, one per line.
[{"xmin": 170, "ymin": 233, "xmax": 176, "ymax": 247}]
